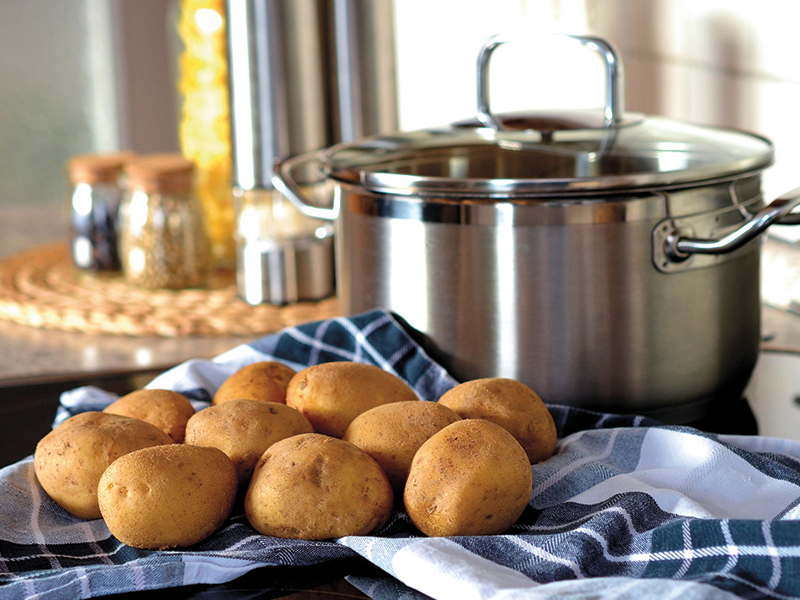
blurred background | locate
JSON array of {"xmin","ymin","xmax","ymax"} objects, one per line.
[
  {"xmin": 2, "ymin": 0, "xmax": 800, "ymax": 251},
  {"xmin": 1, "ymin": 1, "xmax": 181, "ymax": 254}
]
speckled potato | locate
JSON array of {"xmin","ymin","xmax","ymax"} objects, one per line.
[
  {"xmin": 342, "ymin": 401, "xmax": 461, "ymax": 492},
  {"xmin": 438, "ymin": 378, "xmax": 557, "ymax": 464},
  {"xmin": 404, "ymin": 419, "xmax": 533, "ymax": 537},
  {"xmin": 286, "ymin": 362, "xmax": 419, "ymax": 438},
  {"xmin": 103, "ymin": 389, "xmax": 195, "ymax": 443},
  {"xmin": 34, "ymin": 411, "xmax": 174, "ymax": 520},
  {"xmin": 184, "ymin": 399, "xmax": 314, "ymax": 487},
  {"xmin": 213, "ymin": 361, "xmax": 297, "ymax": 405},
  {"xmin": 98, "ymin": 444, "xmax": 237, "ymax": 550},
  {"xmin": 245, "ymin": 433, "xmax": 393, "ymax": 540}
]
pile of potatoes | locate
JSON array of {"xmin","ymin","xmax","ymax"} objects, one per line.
[{"xmin": 33, "ymin": 360, "xmax": 557, "ymax": 550}]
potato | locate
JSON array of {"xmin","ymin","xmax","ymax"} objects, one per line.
[
  {"xmin": 184, "ymin": 399, "xmax": 314, "ymax": 487},
  {"xmin": 34, "ymin": 412, "xmax": 174, "ymax": 520},
  {"xmin": 245, "ymin": 433, "xmax": 393, "ymax": 540},
  {"xmin": 342, "ymin": 401, "xmax": 461, "ymax": 493},
  {"xmin": 404, "ymin": 419, "xmax": 533, "ymax": 537},
  {"xmin": 438, "ymin": 378, "xmax": 557, "ymax": 464},
  {"xmin": 103, "ymin": 389, "xmax": 195, "ymax": 443},
  {"xmin": 213, "ymin": 361, "xmax": 296, "ymax": 405},
  {"xmin": 286, "ymin": 362, "xmax": 418, "ymax": 438},
  {"xmin": 98, "ymin": 444, "xmax": 237, "ymax": 550}
]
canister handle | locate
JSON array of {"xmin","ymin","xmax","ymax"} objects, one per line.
[
  {"xmin": 663, "ymin": 186, "xmax": 800, "ymax": 262},
  {"xmin": 271, "ymin": 150, "xmax": 340, "ymax": 221},
  {"xmin": 476, "ymin": 33, "xmax": 625, "ymax": 130}
]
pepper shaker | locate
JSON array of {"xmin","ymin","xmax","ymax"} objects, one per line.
[
  {"xmin": 67, "ymin": 152, "xmax": 134, "ymax": 271},
  {"xmin": 118, "ymin": 154, "xmax": 211, "ymax": 289}
]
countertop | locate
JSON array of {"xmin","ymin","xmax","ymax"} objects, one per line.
[
  {"xmin": 0, "ymin": 317, "xmax": 253, "ymax": 387},
  {"xmin": 4, "ymin": 219, "xmax": 800, "ymax": 388},
  {"xmin": 0, "ymin": 204, "xmax": 257, "ymax": 388}
]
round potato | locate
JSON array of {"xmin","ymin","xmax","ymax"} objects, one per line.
[
  {"xmin": 184, "ymin": 399, "xmax": 314, "ymax": 487},
  {"xmin": 98, "ymin": 444, "xmax": 237, "ymax": 549},
  {"xmin": 245, "ymin": 433, "xmax": 393, "ymax": 540},
  {"xmin": 34, "ymin": 412, "xmax": 174, "ymax": 520},
  {"xmin": 404, "ymin": 419, "xmax": 533, "ymax": 537},
  {"xmin": 438, "ymin": 378, "xmax": 557, "ymax": 464},
  {"xmin": 213, "ymin": 361, "xmax": 296, "ymax": 405},
  {"xmin": 103, "ymin": 389, "xmax": 195, "ymax": 443},
  {"xmin": 286, "ymin": 362, "xmax": 418, "ymax": 438},
  {"xmin": 342, "ymin": 401, "xmax": 461, "ymax": 493}
]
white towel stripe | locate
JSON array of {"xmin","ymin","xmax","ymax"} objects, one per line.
[
  {"xmin": 25, "ymin": 462, "xmax": 61, "ymax": 571},
  {"xmin": 762, "ymin": 520, "xmax": 782, "ymax": 590},
  {"xmin": 531, "ymin": 429, "xmax": 621, "ymax": 500}
]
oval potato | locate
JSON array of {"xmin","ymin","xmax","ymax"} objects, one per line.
[
  {"xmin": 404, "ymin": 419, "xmax": 533, "ymax": 537},
  {"xmin": 184, "ymin": 399, "xmax": 314, "ymax": 487},
  {"xmin": 103, "ymin": 389, "xmax": 195, "ymax": 443},
  {"xmin": 213, "ymin": 361, "xmax": 296, "ymax": 405},
  {"xmin": 245, "ymin": 433, "xmax": 393, "ymax": 540},
  {"xmin": 438, "ymin": 378, "xmax": 557, "ymax": 464},
  {"xmin": 34, "ymin": 412, "xmax": 174, "ymax": 520},
  {"xmin": 342, "ymin": 400, "xmax": 461, "ymax": 492},
  {"xmin": 286, "ymin": 362, "xmax": 418, "ymax": 438},
  {"xmin": 98, "ymin": 444, "xmax": 237, "ymax": 549}
]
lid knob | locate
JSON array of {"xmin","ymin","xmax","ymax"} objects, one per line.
[{"xmin": 476, "ymin": 33, "xmax": 625, "ymax": 131}]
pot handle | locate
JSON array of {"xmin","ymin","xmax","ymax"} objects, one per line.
[
  {"xmin": 663, "ymin": 186, "xmax": 800, "ymax": 262},
  {"xmin": 271, "ymin": 150, "xmax": 340, "ymax": 221},
  {"xmin": 476, "ymin": 33, "xmax": 625, "ymax": 129}
]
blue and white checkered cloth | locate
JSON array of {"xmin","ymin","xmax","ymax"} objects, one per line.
[{"xmin": 3, "ymin": 309, "xmax": 800, "ymax": 600}]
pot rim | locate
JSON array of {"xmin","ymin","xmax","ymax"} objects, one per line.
[{"xmin": 320, "ymin": 116, "xmax": 775, "ymax": 197}]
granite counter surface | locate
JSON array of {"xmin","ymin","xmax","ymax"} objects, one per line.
[{"xmin": 0, "ymin": 205, "xmax": 255, "ymax": 387}]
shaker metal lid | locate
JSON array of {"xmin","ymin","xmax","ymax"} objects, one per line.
[
  {"xmin": 321, "ymin": 116, "xmax": 774, "ymax": 197},
  {"xmin": 320, "ymin": 34, "xmax": 774, "ymax": 198}
]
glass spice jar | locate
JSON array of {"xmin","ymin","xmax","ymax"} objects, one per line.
[
  {"xmin": 67, "ymin": 152, "xmax": 134, "ymax": 270},
  {"xmin": 118, "ymin": 154, "xmax": 211, "ymax": 289}
]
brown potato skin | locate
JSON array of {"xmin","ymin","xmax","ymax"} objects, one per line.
[
  {"xmin": 213, "ymin": 361, "xmax": 296, "ymax": 406},
  {"xmin": 184, "ymin": 399, "xmax": 314, "ymax": 487},
  {"xmin": 342, "ymin": 401, "xmax": 461, "ymax": 493},
  {"xmin": 98, "ymin": 444, "xmax": 237, "ymax": 550},
  {"xmin": 245, "ymin": 433, "xmax": 393, "ymax": 540},
  {"xmin": 438, "ymin": 378, "xmax": 557, "ymax": 464},
  {"xmin": 103, "ymin": 389, "xmax": 195, "ymax": 443},
  {"xmin": 286, "ymin": 362, "xmax": 418, "ymax": 438},
  {"xmin": 404, "ymin": 419, "xmax": 533, "ymax": 537},
  {"xmin": 34, "ymin": 412, "xmax": 174, "ymax": 520}
]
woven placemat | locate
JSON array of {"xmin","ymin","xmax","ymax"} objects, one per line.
[{"xmin": 0, "ymin": 243, "xmax": 339, "ymax": 337}]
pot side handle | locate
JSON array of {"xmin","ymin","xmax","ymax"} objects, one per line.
[
  {"xmin": 271, "ymin": 150, "xmax": 340, "ymax": 221},
  {"xmin": 663, "ymin": 186, "xmax": 800, "ymax": 262}
]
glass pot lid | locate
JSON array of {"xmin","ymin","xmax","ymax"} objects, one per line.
[{"xmin": 321, "ymin": 34, "xmax": 774, "ymax": 198}]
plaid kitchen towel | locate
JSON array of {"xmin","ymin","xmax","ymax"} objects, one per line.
[{"xmin": 3, "ymin": 309, "xmax": 800, "ymax": 600}]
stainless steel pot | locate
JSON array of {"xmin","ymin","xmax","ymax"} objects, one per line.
[{"xmin": 273, "ymin": 34, "xmax": 800, "ymax": 423}]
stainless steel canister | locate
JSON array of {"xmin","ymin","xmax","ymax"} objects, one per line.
[
  {"xmin": 225, "ymin": 0, "xmax": 397, "ymax": 304},
  {"xmin": 330, "ymin": 0, "xmax": 398, "ymax": 143}
]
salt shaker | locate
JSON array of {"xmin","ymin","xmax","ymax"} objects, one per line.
[
  {"xmin": 118, "ymin": 154, "xmax": 211, "ymax": 289},
  {"xmin": 235, "ymin": 187, "xmax": 335, "ymax": 305},
  {"xmin": 67, "ymin": 152, "xmax": 134, "ymax": 270}
]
